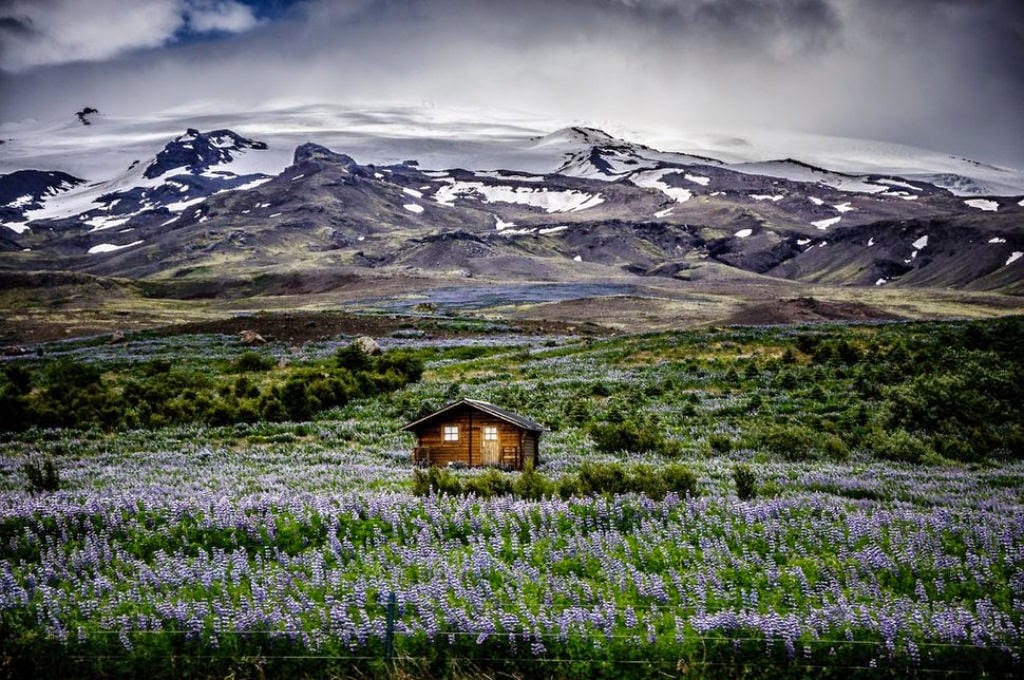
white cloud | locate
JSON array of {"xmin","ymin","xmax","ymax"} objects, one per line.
[
  {"xmin": 186, "ymin": 0, "xmax": 261, "ymax": 34},
  {"xmin": 0, "ymin": 0, "xmax": 260, "ymax": 71}
]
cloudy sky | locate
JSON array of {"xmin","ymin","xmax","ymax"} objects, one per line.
[{"xmin": 2, "ymin": 0, "xmax": 1023, "ymax": 166}]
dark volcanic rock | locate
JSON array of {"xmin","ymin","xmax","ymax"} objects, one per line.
[
  {"xmin": 293, "ymin": 144, "xmax": 358, "ymax": 169},
  {"xmin": 727, "ymin": 297, "xmax": 902, "ymax": 325},
  {"xmin": 0, "ymin": 170, "xmax": 85, "ymax": 224},
  {"xmin": 144, "ymin": 129, "xmax": 267, "ymax": 179}
]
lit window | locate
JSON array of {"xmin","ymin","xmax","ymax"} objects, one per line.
[
  {"xmin": 483, "ymin": 426, "xmax": 498, "ymax": 441},
  {"xmin": 443, "ymin": 425, "xmax": 459, "ymax": 442}
]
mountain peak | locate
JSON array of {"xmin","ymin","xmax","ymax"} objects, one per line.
[
  {"xmin": 143, "ymin": 128, "xmax": 268, "ymax": 179},
  {"xmin": 293, "ymin": 143, "xmax": 358, "ymax": 169},
  {"xmin": 533, "ymin": 126, "xmax": 620, "ymax": 149}
]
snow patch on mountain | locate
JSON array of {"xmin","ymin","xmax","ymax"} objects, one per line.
[
  {"xmin": 964, "ymin": 199, "xmax": 999, "ymax": 212},
  {"xmin": 88, "ymin": 240, "xmax": 143, "ymax": 254},
  {"xmin": 433, "ymin": 180, "xmax": 603, "ymax": 213},
  {"xmin": 86, "ymin": 215, "xmax": 132, "ymax": 232},
  {"xmin": 494, "ymin": 215, "xmax": 516, "ymax": 230},
  {"xmin": 812, "ymin": 217, "xmax": 841, "ymax": 230},
  {"xmin": 630, "ymin": 169, "xmax": 692, "ymax": 203}
]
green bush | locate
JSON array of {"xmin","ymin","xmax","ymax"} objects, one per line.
[
  {"xmin": 464, "ymin": 469, "xmax": 513, "ymax": 498},
  {"xmin": 578, "ymin": 462, "xmax": 628, "ymax": 495},
  {"xmin": 754, "ymin": 424, "xmax": 819, "ymax": 461},
  {"xmin": 336, "ymin": 343, "xmax": 372, "ymax": 371},
  {"xmin": 661, "ymin": 464, "xmax": 699, "ymax": 498},
  {"xmin": 2, "ymin": 348, "xmax": 422, "ymax": 432},
  {"xmin": 867, "ymin": 429, "xmax": 935, "ymax": 464},
  {"xmin": 512, "ymin": 463, "xmax": 554, "ymax": 499},
  {"xmin": 733, "ymin": 463, "xmax": 757, "ymax": 500},
  {"xmin": 573, "ymin": 462, "xmax": 698, "ymax": 500},
  {"xmin": 234, "ymin": 351, "xmax": 275, "ymax": 372},
  {"xmin": 589, "ymin": 419, "xmax": 680, "ymax": 457},
  {"xmin": 556, "ymin": 475, "xmax": 583, "ymax": 499},
  {"xmin": 23, "ymin": 458, "xmax": 60, "ymax": 495},
  {"xmin": 411, "ymin": 467, "xmax": 463, "ymax": 497},
  {"xmin": 629, "ymin": 464, "xmax": 669, "ymax": 500},
  {"xmin": 707, "ymin": 432, "xmax": 733, "ymax": 454}
]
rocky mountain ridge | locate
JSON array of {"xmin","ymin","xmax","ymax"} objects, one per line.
[{"xmin": 1, "ymin": 120, "xmax": 1022, "ymax": 296}]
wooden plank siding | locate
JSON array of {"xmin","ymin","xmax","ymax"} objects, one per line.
[
  {"xmin": 411, "ymin": 404, "xmax": 533, "ymax": 470},
  {"xmin": 405, "ymin": 400, "xmax": 546, "ymax": 471}
]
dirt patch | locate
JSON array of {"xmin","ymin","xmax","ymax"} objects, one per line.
[
  {"xmin": 725, "ymin": 296, "xmax": 903, "ymax": 325},
  {"xmin": 158, "ymin": 311, "xmax": 610, "ymax": 345}
]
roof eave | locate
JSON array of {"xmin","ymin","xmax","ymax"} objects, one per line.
[{"xmin": 400, "ymin": 398, "xmax": 547, "ymax": 432}]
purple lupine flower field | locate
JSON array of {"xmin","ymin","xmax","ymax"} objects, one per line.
[{"xmin": 1, "ymin": 321, "xmax": 1022, "ymax": 678}]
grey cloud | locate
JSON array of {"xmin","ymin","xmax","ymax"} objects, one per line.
[
  {"xmin": 0, "ymin": 0, "xmax": 261, "ymax": 71},
  {"xmin": 0, "ymin": 15, "xmax": 34, "ymax": 36},
  {"xmin": 0, "ymin": 0, "xmax": 1021, "ymax": 167}
]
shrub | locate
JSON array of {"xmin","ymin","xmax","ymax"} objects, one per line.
[
  {"xmin": 464, "ymin": 469, "xmax": 512, "ymax": 498},
  {"xmin": 235, "ymin": 352, "xmax": 275, "ymax": 373},
  {"xmin": 589, "ymin": 420, "xmax": 680, "ymax": 457},
  {"xmin": 821, "ymin": 434, "xmax": 850, "ymax": 461},
  {"xmin": 707, "ymin": 432, "xmax": 733, "ymax": 454},
  {"xmin": 513, "ymin": 463, "xmax": 553, "ymax": 500},
  {"xmin": 629, "ymin": 464, "xmax": 669, "ymax": 500},
  {"xmin": 733, "ymin": 463, "xmax": 757, "ymax": 500},
  {"xmin": 23, "ymin": 458, "xmax": 60, "ymax": 494},
  {"xmin": 336, "ymin": 343, "xmax": 372, "ymax": 371},
  {"xmin": 662, "ymin": 464, "xmax": 699, "ymax": 498},
  {"xmin": 578, "ymin": 462, "xmax": 629, "ymax": 496},
  {"xmin": 867, "ymin": 429, "xmax": 935, "ymax": 464},
  {"xmin": 556, "ymin": 475, "xmax": 583, "ymax": 499},
  {"xmin": 411, "ymin": 467, "xmax": 462, "ymax": 496}
]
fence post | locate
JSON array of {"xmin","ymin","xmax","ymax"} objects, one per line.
[{"xmin": 384, "ymin": 591, "xmax": 397, "ymax": 663}]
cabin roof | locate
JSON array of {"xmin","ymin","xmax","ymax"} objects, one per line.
[{"xmin": 400, "ymin": 398, "xmax": 547, "ymax": 433}]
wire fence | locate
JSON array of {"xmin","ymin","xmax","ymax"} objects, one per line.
[
  {"xmin": 29, "ymin": 626, "xmax": 1019, "ymax": 678},
  {"xmin": 48, "ymin": 653, "xmax": 1016, "ymax": 678}
]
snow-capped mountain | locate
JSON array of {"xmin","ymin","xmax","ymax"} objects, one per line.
[
  {"xmin": 4, "ymin": 103, "xmax": 1024, "ymax": 195},
  {"xmin": 0, "ymin": 170, "xmax": 85, "ymax": 232},
  {"xmin": 0, "ymin": 122, "xmax": 271, "ymax": 236},
  {"xmin": 1, "ymin": 104, "xmax": 1022, "ymax": 295}
]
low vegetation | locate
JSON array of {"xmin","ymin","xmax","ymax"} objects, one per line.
[
  {"xmin": 0, "ymin": 344, "xmax": 423, "ymax": 431},
  {"xmin": 0, "ymin": 317, "xmax": 1022, "ymax": 678},
  {"xmin": 412, "ymin": 460, "xmax": 698, "ymax": 501}
]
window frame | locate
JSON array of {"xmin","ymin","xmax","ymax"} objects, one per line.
[
  {"xmin": 483, "ymin": 426, "xmax": 498, "ymax": 441},
  {"xmin": 442, "ymin": 425, "xmax": 459, "ymax": 442}
]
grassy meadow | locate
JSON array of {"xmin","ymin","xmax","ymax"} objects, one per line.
[{"xmin": 1, "ymin": 316, "xmax": 1022, "ymax": 678}]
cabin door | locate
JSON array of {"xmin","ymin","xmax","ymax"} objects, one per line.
[{"xmin": 481, "ymin": 425, "xmax": 500, "ymax": 466}]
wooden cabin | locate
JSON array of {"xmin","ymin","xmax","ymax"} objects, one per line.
[{"xmin": 401, "ymin": 399, "xmax": 546, "ymax": 470}]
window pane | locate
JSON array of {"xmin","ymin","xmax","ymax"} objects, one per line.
[
  {"xmin": 443, "ymin": 425, "xmax": 458, "ymax": 442},
  {"xmin": 484, "ymin": 426, "xmax": 498, "ymax": 441}
]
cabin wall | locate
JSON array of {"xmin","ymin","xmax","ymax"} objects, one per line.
[
  {"xmin": 523, "ymin": 433, "xmax": 538, "ymax": 467},
  {"xmin": 412, "ymin": 405, "xmax": 534, "ymax": 469}
]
